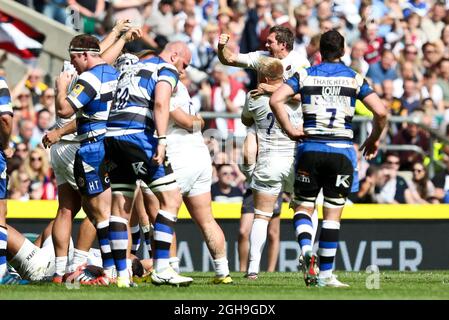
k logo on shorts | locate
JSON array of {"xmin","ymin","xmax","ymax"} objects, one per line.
[{"xmin": 336, "ymin": 175, "xmax": 350, "ymax": 188}]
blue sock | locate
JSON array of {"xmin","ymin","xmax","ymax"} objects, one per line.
[
  {"xmin": 153, "ymin": 211, "xmax": 176, "ymax": 272},
  {"xmin": 142, "ymin": 224, "xmax": 153, "ymax": 259},
  {"xmin": 96, "ymin": 220, "xmax": 114, "ymax": 272},
  {"xmin": 0, "ymin": 226, "xmax": 7, "ymax": 278},
  {"xmin": 318, "ymin": 220, "xmax": 340, "ymax": 279},
  {"xmin": 293, "ymin": 212, "xmax": 314, "ymax": 256},
  {"xmin": 130, "ymin": 224, "xmax": 141, "ymax": 256},
  {"xmin": 109, "ymin": 216, "xmax": 129, "ymax": 278}
]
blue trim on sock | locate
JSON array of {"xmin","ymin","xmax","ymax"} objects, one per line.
[
  {"xmin": 295, "ymin": 218, "xmax": 313, "ymax": 228},
  {"xmin": 99, "ymin": 238, "xmax": 110, "ymax": 246},
  {"xmin": 154, "ymin": 249, "xmax": 170, "ymax": 259},
  {"xmin": 103, "ymin": 258, "xmax": 115, "ymax": 269},
  {"xmin": 116, "ymin": 259, "xmax": 127, "ymax": 272},
  {"xmin": 109, "ymin": 231, "xmax": 128, "ymax": 240},
  {"xmin": 319, "ymin": 241, "xmax": 338, "ymax": 249},
  {"xmin": 154, "ymin": 223, "xmax": 173, "ymax": 235},
  {"xmin": 320, "ymin": 262, "xmax": 334, "ymax": 271},
  {"xmin": 299, "ymin": 239, "xmax": 312, "ymax": 248}
]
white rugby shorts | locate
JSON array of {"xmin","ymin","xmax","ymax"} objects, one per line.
[
  {"xmin": 250, "ymin": 155, "xmax": 295, "ymax": 195},
  {"xmin": 50, "ymin": 141, "xmax": 80, "ymax": 190},
  {"xmin": 141, "ymin": 150, "xmax": 212, "ymax": 197}
]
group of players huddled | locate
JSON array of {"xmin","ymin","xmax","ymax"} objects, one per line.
[{"xmin": 0, "ymin": 20, "xmax": 387, "ymax": 288}]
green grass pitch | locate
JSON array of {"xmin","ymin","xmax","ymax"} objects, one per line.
[{"xmin": 1, "ymin": 271, "xmax": 449, "ymax": 300}]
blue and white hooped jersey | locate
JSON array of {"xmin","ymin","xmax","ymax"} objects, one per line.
[
  {"xmin": 0, "ymin": 77, "xmax": 12, "ymax": 198},
  {"xmin": 0, "ymin": 77, "xmax": 13, "ymax": 118},
  {"xmin": 286, "ymin": 62, "xmax": 373, "ymax": 140},
  {"xmin": 66, "ymin": 64, "xmax": 119, "ymax": 144},
  {"xmin": 106, "ymin": 55, "xmax": 179, "ymax": 137}
]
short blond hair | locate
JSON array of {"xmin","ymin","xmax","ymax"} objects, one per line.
[{"xmin": 258, "ymin": 57, "xmax": 283, "ymax": 81}]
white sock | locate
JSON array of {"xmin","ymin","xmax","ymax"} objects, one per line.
[
  {"xmin": 69, "ymin": 249, "xmax": 89, "ymax": 272},
  {"xmin": 126, "ymin": 259, "xmax": 132, "ymax": 278},
  {"xmin": 169, "ymin": 257, "xmax": 180, "ymax": 273},
  {"xmin": 9, "ymin": 239, "xmax": 36, "ymax": 279},
  {"xmin": 311, "ymin": 209, "xmax": 319, "ymax": 246},
  {"xmin": 104, "ymin": 266, "xmax": 117, "ymax": 279},
  {"xmin": 55, "ymin": 256, "xmax": 68, "ymax": 276},
  {"xmin": 247, "ymin": 218, "xmax": 269, "ymax": 274},
  {"xmin": 213, "ymin": 257, "xmax": 230, "ymax": 278}
]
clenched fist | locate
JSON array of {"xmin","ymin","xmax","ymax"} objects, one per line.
[{"xmin": 218, "ymin": 34, "xmax": 230, "ymax": 48}]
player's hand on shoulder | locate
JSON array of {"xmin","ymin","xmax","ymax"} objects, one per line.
[
  {"xmin": 359, "ymin": 137, "xmax": 380, "ymax": 160},
  {"xmin": 249, "ymin": 88, "xmax": 263, "ymax": 98}
]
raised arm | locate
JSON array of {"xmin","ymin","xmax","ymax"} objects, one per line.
[
  {"xmin": 101, "ymin": 28, "xmax": 142, "ymax": 65},
  {"xmin": 55, "ymin": 72, "xmax": 76, "ymax": 119},
  {"xmin": 217, "ymin": 34, "xmax": 248, "ymax": 68},
  {"xmin": 99, "ymin": 20, "xmax": 132, "ymax": 54}
]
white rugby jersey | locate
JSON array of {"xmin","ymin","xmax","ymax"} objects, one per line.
[
  {"xmin": 167, "ymin": 82, "xmax": 208, "ymax": 157},
  {"xmin": 236, "ymin": 50, "xmax": 310, "ymax": 81},
  {"xmin": 242, "ymin": 92, "xmax": 300, "ymax": 157},
  {"xmin": 56, "ymin": 74, "xmax": 78, "ymax": 142}
]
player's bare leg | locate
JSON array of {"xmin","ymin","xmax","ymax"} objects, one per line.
[
  {"xmin": 141, "ymin": 188, "xmax": 159, "ymax": 258},
  {"xmin": 238, "ymin": 212, "xmax": 253, "ymax": 272},
  {"xmin": 184, "ymin": 192, "xmax": 232, "ymax": 284},
  {"xmin": 51, "ymin": 183, "xmax": 81, "ymax": 282},
  {"xmin": 267, "ymin": 216, "xmax": 280, "ymax": 272},
  {"xmin": 130, "ymin": 191, "xmax": 142, "ymax": 256},
  {"xmin": 65, "ymin": 217, "xmax": 97, "ymax": 273}
]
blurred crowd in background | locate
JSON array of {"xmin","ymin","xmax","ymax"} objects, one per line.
[{"xmin": 1, "ymin": 0, "xmax": 449, "ymax": 204}]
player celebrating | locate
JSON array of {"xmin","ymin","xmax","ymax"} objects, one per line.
[
  {"xmin": 218, "ymin": 26, "xmax": 319, "ymax": 274},
  {"xmin": 103, "ymin": 43, "xmax": 193, "ymax": 287},
  {"xmin": 218, "ymin": 26, "xmax": 309, "ymax": 87},
  {"xmin": 241, "ymin": 57, "xmax": 299, "ymax": 279},
  {"xmin": 55, "ymin": 34, "xmax": 119, "ymax": 282},
  {"xmin": 166, "ymin": 74, "xmax": 232, "ymax": 284},
  {"xmin": 44, "ymin": 22, "xmax": 136, "ymax": 284},
  {"xmin": 270, "ymin": 30, "xmax": 387, "ymax": 287}
]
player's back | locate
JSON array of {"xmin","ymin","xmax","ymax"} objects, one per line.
[
  {"xmin": 107, "ymin": 55, "xmax": 178, "ymax": 137},
  {"xmin": 245, "ymin": 92, "xmax": 298, "ymax": 157},
  {"xmin": 291, "ymin": 62, "xmax": 372, "ymax": 141}
]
